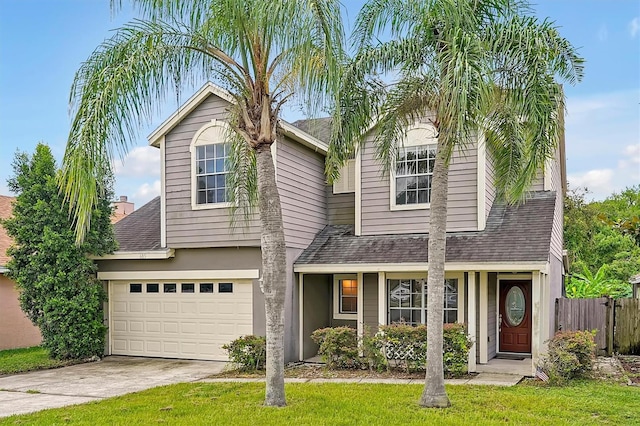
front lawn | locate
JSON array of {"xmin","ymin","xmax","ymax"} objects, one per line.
[
  {"xmin": 0, "ymin": 347, "xmax": 68, "ymax": 375},
  {"xmin": 1, "ymin": 381, "xmax": 638, "ymax": 425}
]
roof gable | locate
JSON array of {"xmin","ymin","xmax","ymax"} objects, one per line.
[{"xmin": 148, "ymin": 82, "xmax": 328, "ymax": 154}]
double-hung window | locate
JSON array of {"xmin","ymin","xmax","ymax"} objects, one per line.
[
  {"xmin": 387, "ymin": 277, "xmax": 459, "ymax": 325},
  {"xmin": 190, "ymin": 120, "xmax": 232, "ymax": 209},
  {"xmin": 390, "ymin": 123, "xmax": 438, "ymax": 210},
  {"xmin": 333, "ymin": 275, "xmax": 358, "ymax": 319}
]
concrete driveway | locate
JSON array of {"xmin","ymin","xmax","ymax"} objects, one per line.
[{"xmin": 0, "ymin": 356, "xmax": 226, "ymax": 418}]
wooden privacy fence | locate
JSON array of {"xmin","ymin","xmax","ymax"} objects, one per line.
[{"xmin": 555, "ymin": 297, "xmax": 640, "ymax": 356}]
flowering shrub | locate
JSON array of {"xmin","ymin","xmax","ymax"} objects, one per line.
[{"xmin": 222, "ymin": 335, "xmax": 266, "ymax": 370}]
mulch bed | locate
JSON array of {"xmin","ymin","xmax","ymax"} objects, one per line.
[{"xmin": 618, "ymin": 355, "xmax": 640, "ymax": 384}]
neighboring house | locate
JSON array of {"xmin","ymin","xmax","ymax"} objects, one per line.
[
  {"xmin": 111, "ymin": 196, "xmax": 134, "ymax": 224},
  {"xmin": 95, "ymin": 83, "xmax": 566, "ymax": 375},
  {"xmin": 0, "ymin": 195, "xmax": 42, "ymax": 350},
  {"xmin": 631, "ymin": 274, "xmax": 640, "ymax": 299}
]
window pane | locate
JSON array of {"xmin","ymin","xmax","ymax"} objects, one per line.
[
  {"xmin": 214, "ymin": 143, "xmax": 224, "ymax": 157},
  {"xmin": 444, "ymin": 310, "xmax": 458, "ymax": 324},
  {"xmin": 164, "ymin": 283, "xmax": 177, "ymax": 293},
  {"xmin": 412, "ymin": 309, "xmax": 422, "ymax": 325},
  {"xmin": 428, "ymin": 159, "xmax": 435, "ymax": 173},
  {"xmin": 407, "ymin": 191, "xmax": 416, "ymax": 204},
  {"xmin": 406, "ymin": 160, "xmax": 416, "ymax": 175},
  {"xmin": 407, "ymin": 176, "xmax": 417, "ymax": 190},
  {"xmin": 396, "ymin": 161, "xmax": 406, "ymax": 175},
  {"xmin": 197, "ymin": 176, "xmax": 206, "ymax": 189},
  {"xmin": 147, "ymin": 283, "xmax": 159, "ymax": 293},
  {"xmin": 216, "ymin": 174, "xmax": 226, "ymax": 188},
  {"xmin": 197, "ymin": 160, "xmax": 205, "ymax": 174},
  {"xmin": 197, "ymin": 146, "xmax": 205, "ymax": 160},
  {"xmin": 216, "ymin": 189, "xmax": 226, "ymax": 203},
  {"xmin": 219, "ymin": 283, "xmax": 233, "ymax": 293},
  {"xmin": 418, "ymin": 190, "xmax": 428, "ymax": 204},
  {"xmin": 206, "ymin": 175, "xmax": 216, "ymax": 189},
  {"xmin": 205, "ymin": 144, "xmax": 215, "ymax": 157},
  {"xmin": 417, "ymin": 160, "xmax": 428, "ymax": 174},
  {"xmin": 341, "ymin": 297, "xmax": 357, "ymax": 313},
  {"xmin": 181, "ymin": 283, "xmax": 195, "ymax": 293},
  {"xmin": 197, "ymin": 190, "xmax": 206, "ymax": 204},
  {"xmin": 200, "ymin": 283, "xmax": 214, "ymax": 293},
  {"xmin": 206, "ymin": 189, "xmax": 215, "ymax": 204},
  {"xmin": 206, "ymin": 160, "xmax": 215, "ymax": 173},
  {"xmin": 396, "ymin": 191, "xmax": 406, "ymax": 205},
  {"xmin": 418, "ymin": 148, "xmax": 428, "ymax": 159},
  {"xmin": 130, "ymin": 283, "xmax": 142, "ymax": 293},
  {"xmin": 341, "ymin": 279, "xmax": 357, "ymax": 296},
  {"xmin": 215, "ymin": 158, "xmax": 225, "ymax": 173}
]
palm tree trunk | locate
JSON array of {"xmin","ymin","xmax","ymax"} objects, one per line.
[
  {"xmin": 420, "ymin": 137, "xmax": 451, "ymax": 408},
  {"xmin": 255, "ymin": 144, "xmax": 287, "ymax": 407}
]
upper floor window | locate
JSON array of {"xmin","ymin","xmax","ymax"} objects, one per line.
[
  {"xmin": 196, "ymin": 143, "xmax": 229, "ymax": 205},
  {"xmin": 395, "ymin": 144, "xmax": 436, "ymax": 205},
  {"xmin": 190, "ymin": 120, "xmax": 232, "ymax": 209},
  {"xmin": 390, "ymin": 123, "xmax": 438, "ymax": 211}
]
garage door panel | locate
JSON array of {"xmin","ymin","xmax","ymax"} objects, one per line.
[{"xmin": 111, "ymin": 281, "xmax": 253, "ymax": 361}]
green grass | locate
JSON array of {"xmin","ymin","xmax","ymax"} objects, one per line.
[
  {"xmin": 0, "ymin": 347, "xmax": 68, "ymax": 375},
  {"xmin": 1, "ymin": 381, "xmax": 638, "ymax": 425}
]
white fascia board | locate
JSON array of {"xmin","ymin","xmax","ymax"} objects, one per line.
[
  {"xmin": 279, "ymin": 121, "xmax": 328, "ymax": 154},
  {"xmin": 97, "ymin": 269, "xmax": 260, "ymax": 281},
  {"xmin": 90, "ymin": 249, "xmax": 175, "ymax": 260},
  {"xmin": 148, "ymin": 82, "xmax": 233, "ymax": 147},
  {"xmin": 293, "ymin": 262, "xmax": 548, "ymax": 274},
  {"xmin": 147, "ymin": 82, "xmax": 328, "ymax": 155}
]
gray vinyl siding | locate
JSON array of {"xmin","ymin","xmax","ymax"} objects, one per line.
[
  {"xmin": 485, "ymin": 148, "xmax": 496, "ymax": 223},
  {"xmin": 302, "ymin": 274, "xmax": 331, "ymax": 359},
  {"xmin": 285, "ymin": 248, "xmax": 304, "ymax": 362},
  {"xmin": 530, "ymin": 170, "xmax": 545, "ymax": 191},
  {"xmin": 327, "ymin": 187, "xmax": 355, "ymax": 225},
  {"xmin": 164, "ymin": 94, "xmax": 261, "ymax": 248},
  {"xmin": 548, "ymin": 255, "xmax": 563, "ymax": 338},
  {"xmin": 487, "ymin": 273, "xmax": 497, "ymax": 360},
  {"xmin": 277, "ymin": 137, "xmax": 327, "ymax": 249},
  {"xmin": 363, "ymin": 273, "xmax": 379, "ymax": 333},
  {"xmin": 360, "ymin": 140, "xmax": 478, "ymax": 235},
  {"xmin": 548, "ymin": 145, "xmax": 564, "ymax": 260}
]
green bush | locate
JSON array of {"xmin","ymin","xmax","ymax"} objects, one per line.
[
  {"xmin": 311, "ymin": 327, "xmax": 360, "ymax": 368},
  {"xmin": 311, "ymin": 324, "xmax": 473, "ymax": 376},
  {"xmin": 222, "ymin": 335, "xmax": 266, "ymax": 370},
  {"xmin": 540, "ymin": 330, "xmax": 596, "ymax": 384}
]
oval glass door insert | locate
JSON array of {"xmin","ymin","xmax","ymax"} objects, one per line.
[{"xmin": 505, "ymin": 286, "xmax": 525, "ymax": 326}]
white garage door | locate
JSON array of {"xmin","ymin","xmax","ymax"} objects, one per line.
[{"xmin": 110, "ymin": 280, "xmax": 253, "ymax": 361}]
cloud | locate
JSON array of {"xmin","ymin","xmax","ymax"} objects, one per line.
[
  {"xmin": 114, "ymin": 146, "xmax": 160, "ymax": 178},
  {"xmin": 597, "ymin": 24, "xmax": 608, "ymax": 42},
  {"xmin": 132, "ymin": 180, "xmax": 161, "ymax": 206},
  {"xmin": 629, "ymin": 17, "xmax": 639, "ymax": 38},
  {"xmin": 618, "ymin": 144, "xmax": 640, "ymax": 181},
  {"xmin": 567, "ymin": 169, "xmax": 614, "ymax": 200}
]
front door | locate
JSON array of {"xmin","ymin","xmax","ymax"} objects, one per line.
[{"xmin": 499, "ymin": 280, "xmax": 532, "ymax": 353}]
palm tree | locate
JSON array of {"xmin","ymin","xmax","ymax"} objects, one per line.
[
  {"xmin": 327, "ymin": 0, "xmax": 583, "ymax": 408},
  {"xmin": 60, "ymin": 0, "xmax": 344, "ymax": 407}
]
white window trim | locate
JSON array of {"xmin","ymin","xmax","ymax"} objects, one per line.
[
  {"xmin": 389, "ymin": 123, "xmax": 438, "ymax": 211},
  {"xmin": 333, "ymin": 159, "xmax": 356, "ymax": 194},
  {"xmin": 333, "ymin": 274, "xmax": 358, "ymax": 320},
  {"xmin": 190, "ymin": 119, "xmax": 233, "ymax": 210}
]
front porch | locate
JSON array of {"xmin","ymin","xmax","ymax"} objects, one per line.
[{"xmin": 296, "ymin": 268, "xmax": 550, "ymax": 377}]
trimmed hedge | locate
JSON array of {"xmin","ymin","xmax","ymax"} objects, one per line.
[{"xmin": 311, "ymin": 323, "xmax": 473, "ymax": 377}]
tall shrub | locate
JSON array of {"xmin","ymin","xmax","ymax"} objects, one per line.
[{"xmin": 3, "ymin": 144, "xmax": 116, "ymax": 359}]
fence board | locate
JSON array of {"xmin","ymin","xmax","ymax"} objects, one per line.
[
  {"xmin": 614, "ymin": 298, "xmax": 640, "ymax": 355},
  {"xmin": 555, "ymin": 298, "xmax": 609, "ymax": 356}
]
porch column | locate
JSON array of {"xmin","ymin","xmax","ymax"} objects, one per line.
[
  {"xmin": 479, "ymin": 271, "xmax": 488, "ymax": 364},
  {"xmin": 298, "ymin": 273, "xmax": 304, "ymax": 361},
  {"xmin": 467, "ymin": 272, "xmax": 477, "ymax": 373},
  {"xmin": 531, "ymin": 271, "xmax": 542, "ymax": 376},
  {"xmin": 378, "ymin": 272, "xmax": 386, "ymax": 326}
]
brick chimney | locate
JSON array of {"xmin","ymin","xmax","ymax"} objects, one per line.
[{"xmin": 112, "ymin": 196, "xmax": 134, "ymax": 223}]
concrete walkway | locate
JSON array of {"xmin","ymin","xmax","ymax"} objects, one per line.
[
  {"xmin": 201, "ymin": 372, "xmax": 523, "ymax": 386},
  {"xmin": 0, "ymin": 356, "xmax": 226, "ymax": 418}
]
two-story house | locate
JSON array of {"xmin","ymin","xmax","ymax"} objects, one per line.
[{"xmin": 95, "ymin": 82, "xmax": 566, "ymax": 375}]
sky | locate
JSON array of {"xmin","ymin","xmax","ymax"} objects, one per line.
[{"xmin": 0, "ymin": 0, "xmax": 638, "ymax": 207}]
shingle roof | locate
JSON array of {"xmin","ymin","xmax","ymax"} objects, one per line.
[
  {"xmin": 0, "ymin": 195, "xmax": 16, "ymax": 266},
  {"xmin": 291, "ymin": 117, "xmax": 332, "ymax": 143},
  {"xmin": 295, "ymin": 191, "xmax": 557, "ymax": 265},
  {"xmin": 114, "ymin": 196, "xmax": 161, "ymax": 251}
]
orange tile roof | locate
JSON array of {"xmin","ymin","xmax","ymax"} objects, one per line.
[{"xmin": 0, "ymin": 195, "xmax": 16, "ymax": 266}]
